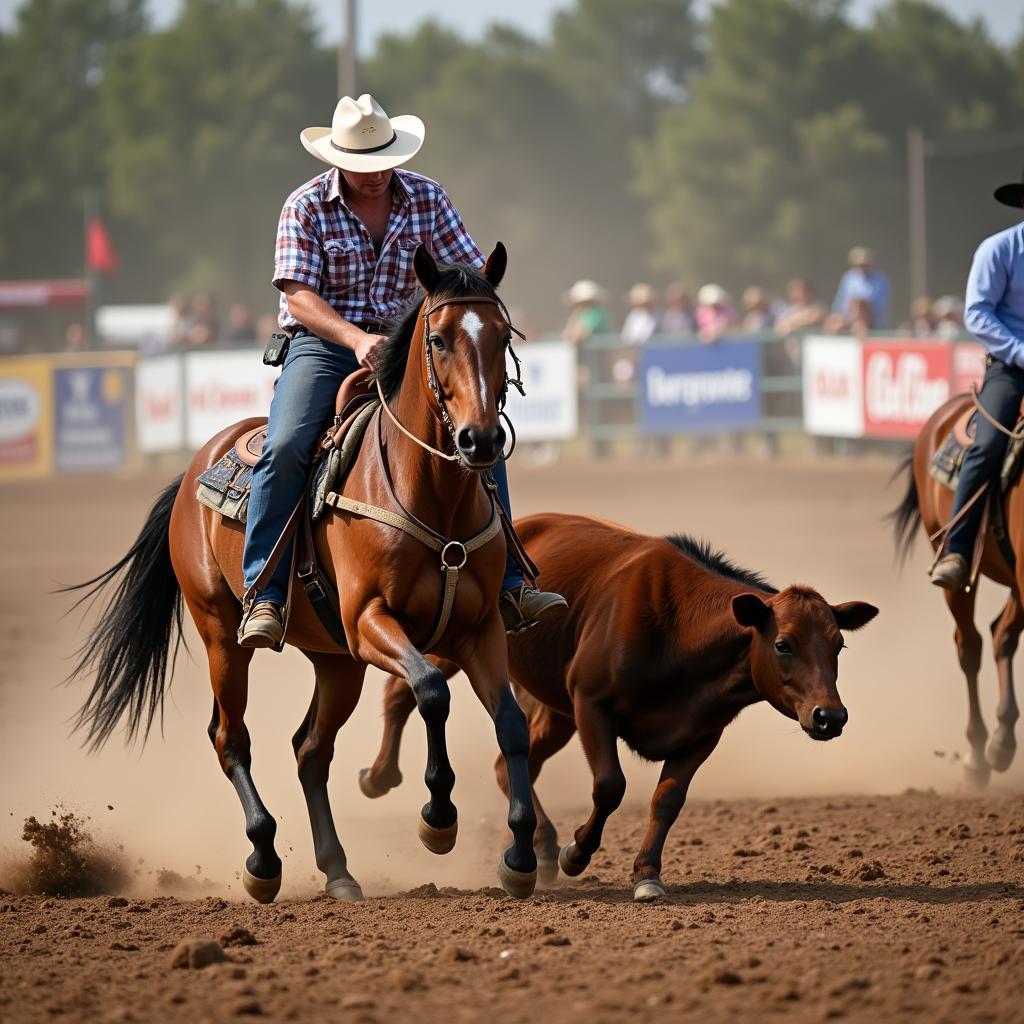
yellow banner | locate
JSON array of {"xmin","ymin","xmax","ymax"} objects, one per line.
[{"xmin": 0, "ymin": 356, "xmax": 54, "ymax": 480}]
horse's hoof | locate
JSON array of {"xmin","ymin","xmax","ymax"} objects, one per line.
[
  {"xmin": 536, "ymin": 857, "xmax": 560, "ymax": 887},
  {"xmin": 418, "ymin": 816, "xmax": 457, "ymax": 855},
  {"xmin": 633, "ymin": 877, "xmax": 667, "ymax": 903},
  {"xmin": 497, "ymin": 858, "xmax": 537, "ymax": 900},
  {"xmin": 325, "ymin": 876, "xmax": 364, "ymax": 902},
  {"xmin": 986, "ymin": 737, "xmax": 1017, "ymax": 773},
  {"xmin": 358, "ymin": 767, "xmax": 389, "ymax": 799},
  {"xmin": 242, "ymin": 868, "xmax": 281, "ymax": 904},
  {"xmin": 963, "ymin": 750, "xmax": 991, "ymax": 789},
  {"xmin": 558, "ymin": 841, "xmax": 588, "ymax": 878}
]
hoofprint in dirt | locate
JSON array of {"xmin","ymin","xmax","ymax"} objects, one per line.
[{"xmin": 3, "ymin": 793, "xmax": 1023, "ymax": 1024}]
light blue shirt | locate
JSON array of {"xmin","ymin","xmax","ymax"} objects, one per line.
[
  {"xmin": 965, "ymin": 223, "xmax": 1024, "ymax": 368},
  {"xmin": 832, "ymin": 267, "xmax": 891, "ymax": 328}
]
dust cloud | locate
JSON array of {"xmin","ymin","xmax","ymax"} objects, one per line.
[{"xmin": 1, "ymin": 456, "xmax": 1021, "ymax": 897}]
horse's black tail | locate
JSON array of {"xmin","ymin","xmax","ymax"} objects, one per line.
[
  {"xmin": 888, "ymin": 452, "xmax": 922, "ymax": 565},
  {"xmin": 62, "ymin": 475, "xmax": 185, "ymax": 752}
]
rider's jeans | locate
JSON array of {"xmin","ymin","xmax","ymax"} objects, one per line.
[
  {"xmin": 947, "ymin": 356, "xmax": 1024, "ymax": 558},
  {"xmin": 242, "ymin": 332, "xmax": 523, "ymax": 607}
]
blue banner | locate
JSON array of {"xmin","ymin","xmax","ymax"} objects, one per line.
[
  {"xmin": 54, "ymin": 365, "xmax": 128, "ymax": 472},
  {"xmin": 640, "ymin": 341, "xmax": 762, "ymax": 434}
]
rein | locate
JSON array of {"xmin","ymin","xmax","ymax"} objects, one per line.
[{"xmin": 375, "ymin": 293, "xmax": 527, "ymax": 465}]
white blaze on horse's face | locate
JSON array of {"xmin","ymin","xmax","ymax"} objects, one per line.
[{"xmin": 460, "ymin": 310, "xmax": 484, "ymax": 343}]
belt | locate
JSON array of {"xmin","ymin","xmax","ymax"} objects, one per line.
[{"xmin": 292, "ymin": 322, "xmax": 380, "ymax": 340}]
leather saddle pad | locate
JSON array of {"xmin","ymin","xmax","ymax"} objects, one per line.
[{"xmin": 233, "ymin": 368, "xmax": 377, "ymax": 468}]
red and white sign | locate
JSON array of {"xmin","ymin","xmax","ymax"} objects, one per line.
[
  {"xmin": 862, "ymin": 341, "xmax": 951, "ymax": 438},
  {"xmin": 184, "ymin": 351, "xmax": 277, "ymax": 449},
  {"xmin": 952, "ymin": 342, "xmax": 986, "ymax": 395},
  {"xmin": 802, "ymin": 336, "xmax": 864, "ymax": 437},
  {"xmin": 136, "ymin": 354, "xmax": 184, "ymax": 453}
]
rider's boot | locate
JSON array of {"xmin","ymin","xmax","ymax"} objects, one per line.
[
  {"xmin": 238, "ymin": 600, "xmax": 285, "ymax": 648},
  {"xmin": 500, "ymin": 584, "xmax": 568, "ymax": 636},
  {"xmin": 930, "ymin": 552, "xmax": 969, "ymax": 591}
]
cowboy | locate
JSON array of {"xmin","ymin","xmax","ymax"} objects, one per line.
[
  {"xmin": 931, "ymin": 169, "xmax": 1024, "ymax": 589},
  {"xmin": 238, "ymin": 94, "xmax": 567, "ymax": 646}
]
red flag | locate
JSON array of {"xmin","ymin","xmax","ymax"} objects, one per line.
[{"xmin": 86, "ymin": 217, "xmax": 119, "ymax": 273}]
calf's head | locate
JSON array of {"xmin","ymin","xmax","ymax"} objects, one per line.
[{"xmin": 732, "ymin": 586, "xmax": 878, "ymax": 740}]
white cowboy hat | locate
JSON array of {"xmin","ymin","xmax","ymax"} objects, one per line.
[
  {"xmin": 300, "ymin": 93, "xmax": 425, "ymax": 173},
  {"xmin": 564, "ymin": 279, "xmax": 607, "ymax": 305},
  {"xmin": 697, "ymin": 283, "xmax": 729, "ymax": 306}
]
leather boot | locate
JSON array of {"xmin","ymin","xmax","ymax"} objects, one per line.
[
  {"xmin": 930, "ymin": 552, "xmax": 969, "ymax": 591},
  {"xmin": 238, "ymin": 601, "xmax": 285, "ymax": 648},
  {"xmin": 500, "ymin": 584, "xmax": 568, "ymax": 636}
]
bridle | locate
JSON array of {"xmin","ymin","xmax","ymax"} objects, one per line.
[{"xmin": 376, "ymin": 293, "xmax": 527, "ymax": 465}]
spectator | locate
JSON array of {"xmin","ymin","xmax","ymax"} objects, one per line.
[
  {"xmin": 168, "ymin": 292, "xmax": 194, "ymax": 348},
  {"xmin": 933, "ymin": 295, "xmax": 965, "ymax": 339},
  {"xmin": 621, "ymin": 283, "xmax": 659, "ymax": 346},
  {"xmin": 186, "ymin": 292, "xmax": 219, "ymax": 347},
  {"xmin": 225, "ymin": 302, "xmax": 255, "ymax": 342},
  {"xmin": 774, "ymin": 278, "xmax": 825, "ymax": 336},
  {"xmin": 255, "ymin": 312, "xmax": 279, "ymax": 347},
  {"xmin": 695, "ymin": 283, "xmax": 735, "ymax": 343},
  {"xmin": 562, "ymin": 279, "xmax": 611, "ymax": 344},
  {"xmin": 741, "ymin": 286, "xmax": 774, "ymax": 331},
  {"xmin": 64, "ymin": 321, "xmax": 86, "ymax": 352},
  {"xmin": 658, "ymin": 283, "xmax": 696, "ymax": 336},
  {"xmin": 829, "ymin": 245, "xmax": 891, "ymax": 330},
  {"xmin": 909, "ymin": 296, "xmax": 936, "ymax": 336}
]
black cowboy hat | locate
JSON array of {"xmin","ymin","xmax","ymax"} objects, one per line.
[{"xmin": 995, "ymin": 168, "xmax": 1024, "ymax": 208}]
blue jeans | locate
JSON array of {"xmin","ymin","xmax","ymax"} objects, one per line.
[
  {"xmin": 243, "ymin": 332, "xmax": 523, "ymax": 605},
  {"xmin": 947, "ymin": 356, "xmax": 1024, "ymax": 558}
]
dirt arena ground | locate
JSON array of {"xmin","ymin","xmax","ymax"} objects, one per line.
[{"xmin": 2, "ymin": 455, "xmax": 1024, "ymax": 1022}]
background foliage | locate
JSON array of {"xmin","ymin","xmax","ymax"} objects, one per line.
[{"xmin": 2, "ymin": 0, "xmax": 1022, "ymax": 328}]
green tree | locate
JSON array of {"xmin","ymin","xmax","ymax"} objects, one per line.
[
  {"xmin": 100, "ymin": 0, "xmax": 333, "ymax": 307},
  {"xmin": 0, "ymin": 0, "xmax": 147, "ymax": 278}
]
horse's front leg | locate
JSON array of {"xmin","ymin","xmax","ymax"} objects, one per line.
[
  {"xmin": 357, "ymin": 603, "xmax": 459, "ymax": 853},
  {"xmin": 459, "ymin": 612, "xmax": 538, "ymax": 899},
  {"xmin": 631, "ymin": 731, "xmax": 722, "ymax": 903},
  {"xmin": 988, "ymin": 592, "xmax": 1024, "ymax": 772}
]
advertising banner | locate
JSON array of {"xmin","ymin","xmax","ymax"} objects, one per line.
[
  {"xmin": 53, "ymin": 364, "xmax": 130, "ymax": 472},
  {"xmin": 802, "ymin": 336, "xmax": 864, "ymax": 438},
  {"xmin": 0, "ymin": 357, "xmax": 53, "ymax": 480},
  {"xmin": 136, "ymin": 354, "xmax": 184, "ymax": 454},
  {"xmin": 952, "ymin": 341, "xmax": 986, "ymax": 395},
  {"xmin": 503, "ymin": 342, "xmax": 577, "ymax": 441},
  {"xmin": 640, "ymin": 341, "xmax": 761, "ymax": 434},
  {"xmin": 862, "ymin": 340, "xmax": 951, "ymax": 438},
  {"xmin": 184, "ymin": 351, "xmax": 277, "ymax": 450}
]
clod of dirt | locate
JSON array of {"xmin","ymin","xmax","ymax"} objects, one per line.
[
  {"xmin": 542, "ymin": 934, "xmax": 571, "ymax": 947},
  {"xmin": 340, "ymin": 995, "xmax": 376, "ymax": 1011},
  {"xmin": 400, "ymin": 883, "xmax": 439, "ymax": 898},
  {"xmin": 169, "ymin": 937, "xmax": 229, "ymax": 969},
  {"xmin": 389, "ymin": 967, "xmax": 426, "ymax": 991},
  {"xmin": 154, "ymin": 869, "xmax": 219, "ymax": 897},
  {"xmin": 3, "ymin": 811, "xmax": 129, "ymax": 897},
  {"xmin": 221, "ymin": 927, "xmax": 258, "ymax": 948},
  {"xmin": 440, "ymin": 944, "xmax": 476, "ymax": 962},
  {"xmin": 854, "ymin": 861, "xmax": 887, "ymax": 881}
]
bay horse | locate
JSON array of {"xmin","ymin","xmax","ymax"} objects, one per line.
[
  {"xmin": 892, "ymin": 393, "xmax": 1023, "ymax": 787},
  {"xmin": 359, "ymin": 513, "xmax": 879, "ymax": 901},
  {"xmin": 67, "ymin": 245, "xmax": 540, "ymax": 902}
]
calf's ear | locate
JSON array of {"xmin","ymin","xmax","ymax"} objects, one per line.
[
  {"xmin": 483, "ymin": 242, "xmax": 507, "ymax": 288},
  {"xmin": 831, "ymin": 601, "xmax": 879, "ymax": 631},
  {"xmin": 732, "ymin": 593, "xmax": 772, "ymax": 629}
]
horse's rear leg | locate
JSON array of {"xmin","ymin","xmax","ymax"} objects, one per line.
[
  {"xmin": 358, "ymin": 658, "xmax": 459, "ymax": 799},
  {"xmin": 987, "ymin": 592, "xmax": 1023, "ymax": 772},
  {"xmin": 945, "ymin": 587, "xmax": 989, "ymax": 788},
  {"xmin": 293, "ymin": 652, "xmax": 366, "ymax": 900},
  {"xmin": 194, "ymin": 602, "xmax": 282, "ymax": 903},
  {"xmin": 494, "ymin": 688, "xmax": 575, "ymax": 886}
]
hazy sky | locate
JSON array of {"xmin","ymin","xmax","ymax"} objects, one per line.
[{"xmin": 0, "ymin": 0, "xmax": 1021, "ymax": 45}]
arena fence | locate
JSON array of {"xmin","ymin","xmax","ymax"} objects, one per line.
[{"xmin": 0, "ymin": 332, "xmax": 988, "ymax": 479}]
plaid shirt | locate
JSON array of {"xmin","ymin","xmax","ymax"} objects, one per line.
[{"xmin": 273, "ymin": 168, "xmax": 484, "ymax": 332}]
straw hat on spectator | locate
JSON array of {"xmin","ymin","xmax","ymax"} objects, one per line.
[
  {"xmin": 697, "ymin": 283, "xmax": 729, "ymax": 306},
  {"xmin": 628, "ymin": 283, "xmax": 655, "ymax": 306},
  {"xmin": 847, "ymin": 246, "xmax": 875, "ymax": 267},
  {"xmin": 301, "ymin": 94, "xmax": 425, "ymax": 172},
  {"xmin": 564, "ymin": 279, "xmax": 607, "ymax": 305}
]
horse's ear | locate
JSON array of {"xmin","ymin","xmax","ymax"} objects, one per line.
[
  {"xmin": 732, "ymin": 593, "xmax": 772, "ymax": 630},
  {"xmin": 483, "ymin": 242, "xmax": 507, "ymax": 288},
  {"xmin": 831, "ymin": 601, "xmax": 879, "ymax": 632},
  {"xmin": 414, "ymin": 244, "xmax": 439, "ymax": 293}
]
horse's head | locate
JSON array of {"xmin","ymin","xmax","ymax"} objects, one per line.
[
  {"xmin": 732, "ymin": 586, "xmax": 878, "ymax": 740},
  {"xmin": 413, "ymin": 242, "xmax": 513, "ymax": 470}
]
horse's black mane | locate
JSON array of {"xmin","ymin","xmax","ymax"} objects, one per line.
[
  {"xmin": 664, "ymin": 534, "xmax": 778, "ymax": 594},
  {"xmin": 375, "ymin": 262, "xmax": 498, "ymax": 400}
]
